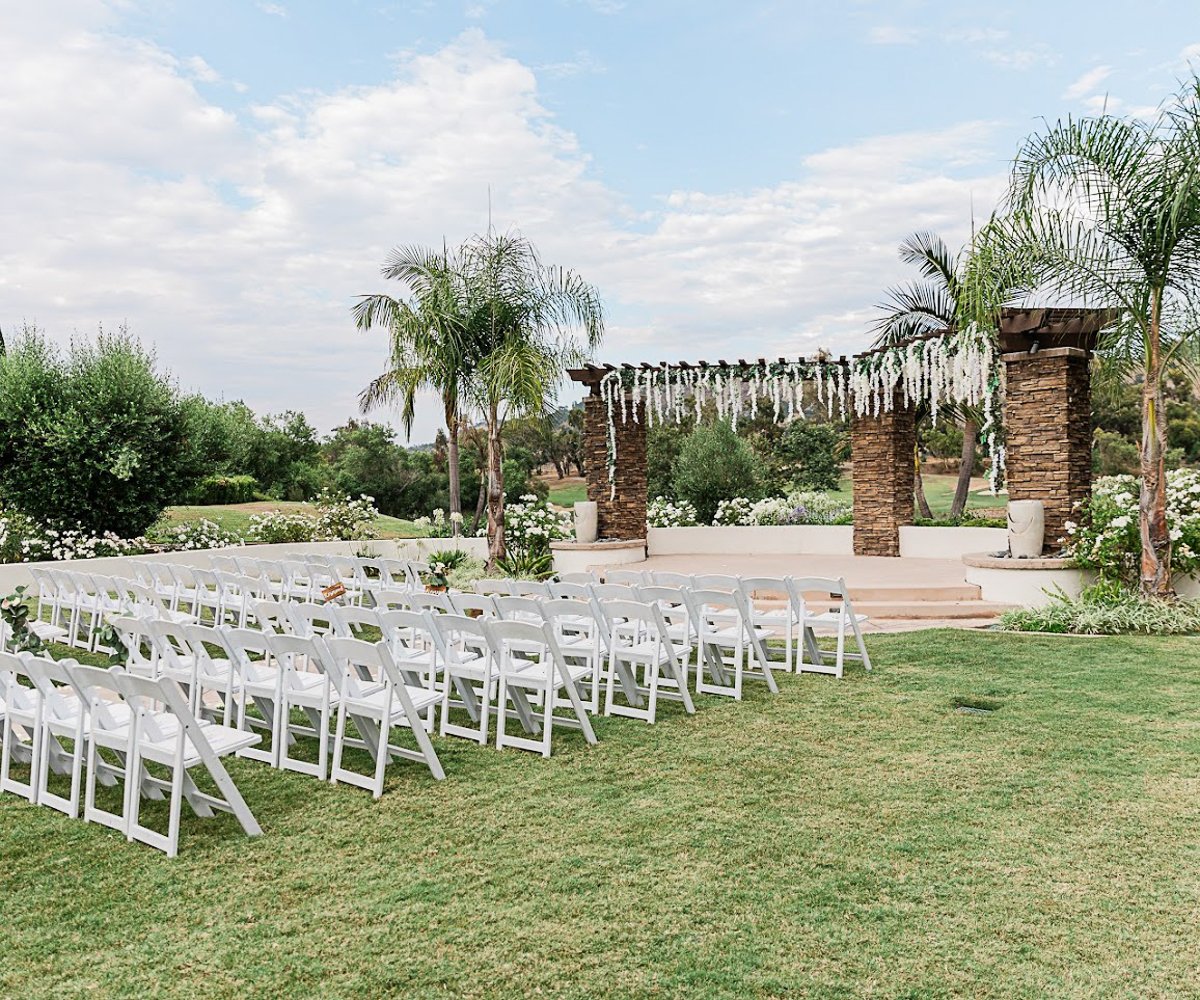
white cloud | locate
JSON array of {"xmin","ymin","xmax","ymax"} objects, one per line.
[
  {"xmin": 184, "ymin": 55, "xmax": 221, "ymax": 84},
  {"xmin": 982, "ymin": 44, "xmax": 1057, "ymax": 71},
  {"xmin": 257, "ymin": 2, "xmax": 287, "ymax": 17},
  {"xmin": 868, "ymin": 25, "xmax": 919, "ymax": 45},
  {"xmin": 0, "ymin": 13, "xmax": 1005, "ymax": 441},
  {"xmin": 1063, "ymin": 65, "xmax": 1112, "ymax": 101}
]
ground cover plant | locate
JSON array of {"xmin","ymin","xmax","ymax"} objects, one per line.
[{"xmin": 3, "ymin": 631, "xmax": 1200, "ymax": 998}]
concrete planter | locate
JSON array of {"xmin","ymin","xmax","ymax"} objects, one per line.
[
  {"xmin": 647, "ymin": 525, "xmax": 854, "ymax": 556},
  {"xmin": 898, "ymin": 526, "xmax": 1008, "ymax": 560},
  {"xmin": 551, "ymin": 538, "xmax": 646, "ymax": 575},
  {"xmin": 962, "ymin": 552, "xmax": 1095, "ymax": 607}
]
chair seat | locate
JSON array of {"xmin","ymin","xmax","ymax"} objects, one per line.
[
  {"xmin": 506, "ymin": 659, "xmax": 591, "ymax": 688},
  {"xmin": 139, "ymin": 724, "xmax": 261, "ymax": 768},
  {"xmin": 345, "ymin": 684, "xmax": 440, "ymax": 718},
  {"xmin": 807, "ymin": 611, "xmax": 868, "ymax": 627}
]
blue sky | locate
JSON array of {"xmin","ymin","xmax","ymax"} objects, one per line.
[{"xmin": 2, "ymin": 1, "xmax": 1197, "ymax": 441}]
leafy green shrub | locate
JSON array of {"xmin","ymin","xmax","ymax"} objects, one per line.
[
  {"xmin": 446, "ymin": 557, "xmax": 487, "ymax": 591},
  {"xmin": 774, "ymin": 422, "xmax": 846, "ymax": 491},
  {"xmin": 671, "ymin": 422, "xmax": 760, "ymax": 523},
  {"xmin": 915, "ymin": 515, "xmax": 1007, "ymax": 528},
  {"xmin": 187, "ymin": 474, "xmax": 259, "ymax": 505},
  {"xmin": 998, "ymin": 581, "xmax": 1200, "ymax": 635},
  {"xmin": 0, "ymin": 327, "xmax": 192, "ymax": 537}
]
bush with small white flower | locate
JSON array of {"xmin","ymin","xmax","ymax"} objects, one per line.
[
  {"xmin": 159, "ymin": 518, "xmax": 243, "ymax": 551},
  {"xmin": 1063, "ymin": 470, "xmax": 1200, "ymax": 583},
  {"xmin": 497, "ymin": 494, "xmax": 572, "ymax": 577},
  {"xmin": 646, "ymin": 496, "xmax": 699, "ymax": 528},
  {"xmin": 313, "ymin": 489, "xmax": 379, "ymax": 541}
]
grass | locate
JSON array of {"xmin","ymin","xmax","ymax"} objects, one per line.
[
  {"xmin": 547, "ymin": 480, "xmax": 588, "ymax": 506},
  {"xmin": 161, "ymin": 502, "xmax": 428, "ymax": 539},
  {"xmin": 830, "ymin": 471, "xmax": 1003, "ymax": 517},
  {"xmin": 5, "ymin": 631, "xmax": 1200, "ymax": 998}
]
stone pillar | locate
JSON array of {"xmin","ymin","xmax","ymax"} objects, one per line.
[
  {"xmin": 851, "ymin": 391, "xmax": 916, "ymax": 557},
  {"xmin": 1002, "ymin": 347, "xmax": 1091, "ymax": 552},
  {"xmin": 583, "ymin": 391, "xmax": 647, "ymax": 541}
]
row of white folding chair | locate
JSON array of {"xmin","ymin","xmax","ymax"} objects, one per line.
[
  {"xmin": 0, "ymin": 650, "xmax": 262, "ymax": 857},
  {"xmin": 627, "ymin": 571, "xmax": 871, "ymax": 679},
  {"xmin": 111, "ymin": 613, "xmax": 446, "ymax": 796},
  {"xmin": 444, "ymin": 590, "xmax": 696, "ymax": 725},
  {"xmin": 242, "ymin": 596, "xmax": 608, "ymax": 755},
  {"xmin": 28, "ymin": 569, "xmax": 192, "ymax": 651}
]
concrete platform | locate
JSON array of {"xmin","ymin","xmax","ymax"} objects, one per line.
[{"xmin": 595, "ymin": 552, "xmax": 1018, "ymax": 626}]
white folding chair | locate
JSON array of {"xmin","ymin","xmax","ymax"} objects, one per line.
[
  {"xmin": 219, "ymin": 627, "xmax": 284, "ymax": 767},
  {"xmin": 447, "ymin": 592, "xmax": 497, "ymax": 619},
  {"xmin": 29, "ymin": 655, "xmax": 89, "ymax": 818},
  {"xmin": 604, "ymin": 570, "xmax": 647, "ymax": 586},
  {"xmin": 1, "ymin": 651, "xmax": 43, "ymax": 801},
  {"xmin": 117, "ymin": 670, "xmax": 262, "ymax": 857},
  {"xmin": 474, "ymin": 578, "xmax": 515, "ymax": 596},
  {"xmin": 740, "ymin": 576, "xmax": 801, "ymax": 673},
  {"xmin": 490, "ymin": 619, "xmax": 597, "ymax": 758},
  {"xmin": 429, "ymin": 613, "xmax": 495, "ymax": 744},
  {"xmin": 264, "ymin": 632, "xmax": 339, "ymax": 779},
  {"xmin": 555, "ymin": 571, "xmax": 598, "ymax": 585},
  {"xmin": 684, "ymin": 588, "xmax": 778, "ymax": 700},
  {"xmin": 539, "ymin": 598, "xmax": 605, "ymax": 714},
  {"xmin": 788, "ymin": 576, "xmax": 872, "ymax": 678},
  {"xmin": 596, "ymin": 599, "xmax": 694, "ymax": 724},
  {"xmin": 323, "ymin": 636, "xmax": 445, "ymax": 797}
]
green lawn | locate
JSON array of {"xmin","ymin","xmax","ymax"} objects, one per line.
[
  {"xmin": 4, "ymin": 632, "xmax": 1200, "ymax": 997},
  {"xmin": 162, "ymin": 502, "xmax": 428, "ymax": 539},
  {"xmin": 547, "ymin": 480, "xmax": 588, "ymax": 506},
  {"xmin": 830, "ymin": 471, "xmax": 1003, "ymax": 517}
]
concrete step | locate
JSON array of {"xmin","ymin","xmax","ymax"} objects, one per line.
[
  {"xmin": 847, "ymin": 599, "xmax": 1018, "ymax": 620},
  {"xmin": 757, "ymin": 584, "xmax": 985, "ymax": 604}
]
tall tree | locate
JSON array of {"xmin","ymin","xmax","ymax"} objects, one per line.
[
  {"xmin": 460, "ymin": 231, "xmax": 604, "ymax": 566},
  {"xmin": 354, "ymin": 244, "xmax": 473, "ymax": 535},
  {"xmin": 998, "ymin": 80, "xmax": 1200, "ymax": 595},
  {"xmin": 873, "ymin": 233, "xmax": 984, "ymax": 519}
]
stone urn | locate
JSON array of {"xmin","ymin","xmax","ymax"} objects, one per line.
[
  {"xmin": 1008, "ymin": 500, "xmax": 1045, "ymax": 558},
  {"xmin": 574, "ymin": 501, "xmax": 598, "ymax": 544}
]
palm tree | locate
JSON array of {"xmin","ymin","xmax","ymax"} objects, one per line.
[
  {"xmin": 459, "ymin": 230, "xmax": 604, "ymax": 566},
  {"xmin": 998, "ymin": 79, "xmax": 1200, "ymax": 596},
  {"xmin": 873, "ymin": 232, "xmax": 1011, "ymax": 519},
  {"xmin": 353, "ymin": 244, "xmax": 474, "ymax": 535}
]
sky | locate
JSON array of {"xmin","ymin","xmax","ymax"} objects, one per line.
[{"xmin": 3, "ymin": 0, "xmax": 1198, "ymax": 443}]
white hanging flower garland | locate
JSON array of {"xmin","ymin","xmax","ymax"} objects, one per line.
[{"xmin": 599, "ymin": 326, "xmax": 1002, "ymax": 499}]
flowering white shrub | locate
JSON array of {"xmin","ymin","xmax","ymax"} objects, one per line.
[
  {"xmin": 159, "ymin": 519, "xmax": 243, "ymax": 551},
  {"xmin": 713, "ymin": 497, "xmax": 755, "ymax": 526},
  {"xmin": 413, "ymin": 508, "xmax": 455, "ymax": 538},
  {"xmin": 313, "ymin": 490, "xmax": 379, "ymax": 541},
  {"xmin": 15, "ymin": 522, "xmax": 150, "ymax": 562},
  {"xmin": 247, "ymin": 510, "xmax": 320, "ymax": 544},
  {"xmin": 647, "ymin": 496, "xmax": 699, "ymax": 528},
  {"xmin": 505, "ymin": 494, "xmax": 572, "ymax": 548},
  {"xmin": 708, "ymin": 492, "xmax": 853, "ymax": 526},
  {"xmin": 1063, "ymin": 470, "xmax": 1200, "ymax": 581}
]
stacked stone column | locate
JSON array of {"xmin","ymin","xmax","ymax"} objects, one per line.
[
  {"xmin": 583, "ymin": 392, "xmax": 647, "ymax": 541},
  {"xmin": 1002, "ymin": 347, "xmax": 1092, "ymax": 552},
  {"xmin": 851, "ymin": 390, "xmax": 916, "ymax": 557}
]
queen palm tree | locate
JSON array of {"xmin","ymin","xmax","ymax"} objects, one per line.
[
  {"xmin": 353, "ymin": 244, "xmax": 474, "ymax": 534},
  {"xmin": 998, "ymin": 79, "xmax": 1200, "ymax": 596},
  {"xmin": 459, "ymin": 230, "xmax": 604, "ymax": 566},
  {"xmin": 873, "ymin": 232, "xmax": 1015, "ymax": 519}
]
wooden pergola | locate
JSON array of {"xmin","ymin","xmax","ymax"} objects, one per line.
[{"xmin": 568, "ymin": 308, "xmax": 1115, "ymax": 556}]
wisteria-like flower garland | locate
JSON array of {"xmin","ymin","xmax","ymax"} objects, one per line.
[{"xmin": 598, "ymin": 325, "xmax": 1003, "ymax": 498}]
